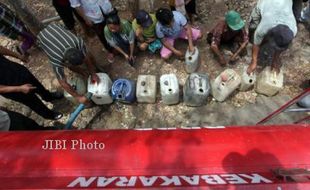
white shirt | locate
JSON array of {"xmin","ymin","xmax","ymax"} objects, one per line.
[
  {"xmin": 249, "ymin": 0, "xmax": 297, "ymax": 45},
  {"xmin": 156, "ymin": 11, "xmax": 187, "ymax": 39},
  {"xmin": 69, "ymin": 0, "xmax": 113, "ymax": 24}
]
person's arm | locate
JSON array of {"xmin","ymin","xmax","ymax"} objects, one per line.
[
  {"xmin": 75, "ymin": 6, "xmax": 93, "ymax": 26},
  {"xmin": 83, "ymin": 52, "xmax": 100, "ymax": 83},
  {"xmin": 135, "ymin": 27, "xmax": 145, "ymax": 42},
  {"xmin": 0, "ymin": 46, "xmax": 28, "ymax": 62},
  {"xmin": 230, "ymin": 30, "xmax": 249, "ymax": 61},
  {"xmin": 210, "ymin": 42, "xmax": 227, "ymax": 66},
  {"xmin": 161, "ymin": 38, "xmax": 183, "ymax": 57},
  {"xmin": 128, "ymin": 27, "xmax": 135, "ymax": 59},
  {"xmin": 247, "ymin": 44, "xmax": 260, "ymax": 74},
  {"xmin": 68, "ymin": 66, "xmax": 89, "ymax": 78},
  {"xmin": 0, "ymin": 84, "xmax": 36, "ymax": 94},
  {"xmin": 58, "ymin": 79, "xmax": 89, "ymax": 104},
  {"xmin": 184, "ymin": 24, "xmax": 194, "ymax": 52},
  {"xmin": 230, "ymin": 41, "xmax": 248, "ymax": 61},
  {"xmin": 129, "ymin": 43, "xmax": 135, "ymax": 58},
  {"xmin": 69, "ymin": 0, "xmax": 93, "ymax": 26}
]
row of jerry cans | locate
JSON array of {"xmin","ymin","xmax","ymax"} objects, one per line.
[
  {"xmin": 212, "ymin": 66, "xmax": 284, "ymax": 101},
  {"xmin": 64, "ymin": 73, "xmax": 208, "ymax": 106},
  {"xmin": 64, "ymin": 66, "xmax": 283, "ymax": 105}
]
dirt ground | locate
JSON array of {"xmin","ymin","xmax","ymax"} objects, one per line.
[{"xmin": 0, "ymin": 0, "xmax": 309, "ymax": 129}]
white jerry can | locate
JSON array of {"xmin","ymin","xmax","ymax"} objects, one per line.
[
  {"xmin": 183, "ymin": 73, "xmax": 211, "ymax": 107},
  {"xmin": 136, "ymin": 75, "xmax": 157, "ymax": 103},
  {"xmin": 160, "ymin": 74, "xmax": 180, "ymax": 105},
  {"xmin": 87, "ymin": 73, "xmax": 113, "ymax": 105},
  {"xmin": 212, "ymin": 69, "xmax": 241, "ymax": 102},
  {"xmin": 185, "ymin": 47, "xmax": 199, "ymax": 74},
  {"xmin": 64, "ymin": 76, "xmax": 87, "ymax": 103},
  {"xmin": 256, "ymin": 66, "xmax": 284, "ymax": 97},
  {"xmin": 240, "ymin": 66, "xmax": 256, "ymax": 91}
]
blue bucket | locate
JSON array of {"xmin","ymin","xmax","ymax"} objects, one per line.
[{"xmin": 111, "ymin": 79, "xmax": 136, "ymax": 103}]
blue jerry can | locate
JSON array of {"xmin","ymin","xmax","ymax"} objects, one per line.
[{"xmin": 112, "ymin": 79, "xmax": 136, "ymax": 103}]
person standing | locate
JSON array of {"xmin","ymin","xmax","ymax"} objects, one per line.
[
  {"xmin": 69, "ymin": 0, "xmax": 116, "ymax": 62},
  {"xmin": 0, "ymin": 109, "xmax": 58, "ymax": 131},
  {"xmin": 0, "ymin": 46, "xmax": 63, "ymax": 120},
  {"xmin": 0, "ymin": 2, "xmax": 35, "ymax": 55},
  {"xmin": 52, "ymin": 0, "xmax": 85, "ymax": 32},
  {"xmin": 169, "ymin": 0, "xmax": 197, "ymax": 24}
]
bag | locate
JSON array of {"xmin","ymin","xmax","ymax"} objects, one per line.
[{"xmin": 148, "ymin": 39, "xmax": 162, "ymax": 53}]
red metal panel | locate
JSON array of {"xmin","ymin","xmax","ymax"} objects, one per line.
[{"xmin": 0, "ymin": 125, "xmax": 309, "ymax": 189}]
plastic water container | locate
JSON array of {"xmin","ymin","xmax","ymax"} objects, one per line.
[
  {"xmin": 87, "ymin": 73, "xmax": 113, "ymax": 105},
  {"xmin": 183, "ymin": 73, "xmax": 211, "ymax": 107},
  {"xmin": 240, "ymin": 66, "xmax": 256, "ymax": 91},
  {"xmin": 136, "ymin": 75, "xmax": 157, "ymax": 103},
  {"xmin": 185, "ymin": 47, "xmax": 199, "ymax": 73},
  {"xmin": 212, "ymin": 69, "xmax": 241, "ymax": 102},
  {"xmin": 111, "ymin": 79, "xmax": 136, "ymax": 103},
  {"xmin": 160, "ymin": 74, "xmax": 180, "ymax": 105},
  {"xmin": 256, "ymin": 67, "xmax": 284, "ymax": 97},
  {"xmin": 64, "ymin": 76, "xmax": 87, "ymax": 103}
]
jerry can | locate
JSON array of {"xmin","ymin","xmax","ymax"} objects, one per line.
[
  {"xmin": 87, "ymin": 73, "xmax": 113, "ymax": 105},
  {"xmin": 111, "ymin": 79, "xmax": 136, "ymax": 103},
  {"xmin": 136, "ymin": 75, "xmax": 157, "ymax": 103},
  {"xmin": 64, "ymin": 76, "xmax": 87, "ymax": 103},
  {"xmin": 160, "ymin": 74, "xmax": 180, "ymax": 105},
  {"xmin": 185, "ymin": 47, "xmax": 199, "ymax": 73},
  {"xmin": 183, "ymin": 73, "xmax": 211, "ymax": 107},
  {"xmin": 240, "ymin": 66, "xmax": 256, "ymax": 91},
  {"xmin": 256, "ymin": 67, "xmax": 284, "ymax": 97},
  {"xmin": 212, "ymin": 69, "xmax": 241, "ymax": 102}
]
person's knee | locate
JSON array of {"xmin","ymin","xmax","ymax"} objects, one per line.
[
  {"xmin": 210, "ymin": 43, "xmax": 219, "ymax": 51},
  {"xmin": 197, "ymin": 31, "xmax": 203, "ymax": 39},
  {"xmin": 162, "ymin": 54, "xmax": 171, "ymax": 60}
]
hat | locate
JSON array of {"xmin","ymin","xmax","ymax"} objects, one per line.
[
  {"xmin": 136, "ymin": 10, "xmax": 153, "ymax": 28},
  {"xmin": 225, "ymin": 10, "xmax": 245, "ymax": 31},
  {"xmin": 268, "ymin": 24, "xmax": 294, "ymax": 50}
]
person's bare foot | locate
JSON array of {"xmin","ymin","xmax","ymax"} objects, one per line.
[{"xmin": 107, "ymin": 53, "xmax": 115, "ymax": 63}]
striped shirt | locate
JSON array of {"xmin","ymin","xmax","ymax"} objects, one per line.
[
  {"xmin": 0, "ymin": 2, "xmax": 24, "ymax": 39},
  {"xmin": 37, "ymin": 24, "xmax": 86, "ymax": 80}
]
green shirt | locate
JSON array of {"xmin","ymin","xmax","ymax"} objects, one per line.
[
  {"xmin": 132, "ymin": 14, "xmax": 157, "ymax": 39},
  {"xmin": 104, "ymin": 19, "xmax": 135, "ymax": 48}
]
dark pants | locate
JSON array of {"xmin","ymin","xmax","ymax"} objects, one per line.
[
  {"xmin": 93, "ymin": 21, "xmax": 113, "ymax": 53},
  {"xmin": 1, "ymin": 62, "xmax": 57, "ymax": 119},
  {"xmin": 293, "ymin": 0, "xmax": 309, "ymax": 21},
  {"xmin": 52, "ymin": 0, "xmax": 83, "ymax": 30},
  {"xmin": 6, "ymin": 110, "xmax": 57, "ymax": 131},
  {"xmin": 170, "ymin": 0, "xmax": 196, "ymax": 14}
]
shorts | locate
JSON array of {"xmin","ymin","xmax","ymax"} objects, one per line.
[{"xmin": 160, "ymin": 27, "xmax": 201, "ymax": 59}]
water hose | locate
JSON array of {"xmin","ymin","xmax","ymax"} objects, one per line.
[{"xmin": 64, "ymin": 93, "xmax": 92, "ymax": 130}]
